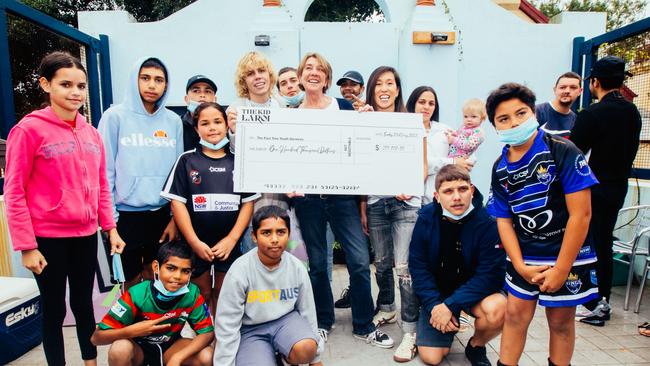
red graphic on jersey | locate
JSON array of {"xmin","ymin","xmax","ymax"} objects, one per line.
[{"xmin": 194, "ymin": 196, "xmax": 207, "ymax": 204}]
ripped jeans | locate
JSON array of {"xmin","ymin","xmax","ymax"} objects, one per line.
[{"xmin": 367, "ymin": 198, "xmax": 420, "ymax": 333}]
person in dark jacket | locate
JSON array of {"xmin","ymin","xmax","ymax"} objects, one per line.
[
  {"xmin": 571, "ymin": 56, "xmax": 642, "ymax": 326},
  {"xmin": 181, "ymin": 75, "xmax": 217, "ymax": 151},
  {"xmin": 410, "ymin": 165, "xmax": 505, "ymax": 366}
]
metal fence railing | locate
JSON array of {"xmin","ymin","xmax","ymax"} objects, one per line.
[
  {"xmin": 573, "ymin": 17, "xmax": 650, "ymax": 179},
  {"xmin": 0, "ymin": 0, "xmax": 112, "ymax": 139}
]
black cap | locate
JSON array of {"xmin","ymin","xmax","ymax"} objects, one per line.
[
  {"xmin": 185, "ymin": 75, "xmax": 217, "ymax": 93},
  {"xmin": 336, "ymin": 71, "xmax": 364, "ymax": 86},
  {"xmin": 586, "ymin": 56, "xmax": 633, "ymax": 79}
]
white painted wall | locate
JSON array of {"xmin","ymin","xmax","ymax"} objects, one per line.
[{"xmin": 78, "ymin": 0, "xmax": 606, "ymax": 193}]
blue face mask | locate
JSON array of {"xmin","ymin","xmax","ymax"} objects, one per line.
[
  {"xmin": 153, "ymin": 271, "xmax": 189, "ymax": 301},
  {"xmin": 283, "ymin": 91, "xmax": 305, "ymax": 107},
  {"xmin": 497, "ymin": 116, "xmax": 539, "ymax": 146},
  {"xmin": 442, "ymin": 203, "xmax": 474, "ymax": 221},
  {"xmin": 199, "ymin": 136, "xmax": 229, "ymax": 150},
  {"xmin": 187, "ymin": 100, "xmax": 201, "ymax": 114}
]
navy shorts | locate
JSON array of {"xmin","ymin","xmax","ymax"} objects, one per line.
[
  {"xmin": 505, "ymin": 259, "xmax": 599, "ymax": 307},
  {"xmin": 236, "ymin": 311, "xmax": 318, "ymax": 366}
]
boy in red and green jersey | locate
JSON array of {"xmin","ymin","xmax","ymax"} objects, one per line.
[{"xmin": 92, "ymin": 242, "xmax": 214, "ymax": 366}]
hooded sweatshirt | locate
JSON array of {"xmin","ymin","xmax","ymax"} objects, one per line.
[
  {"xmin": 4, "ymin": 107, "xmax": 116, "ymax": 250},
  {"xmin": 98, "ymin": 57, "xmax": 184, "ymax": 219}
]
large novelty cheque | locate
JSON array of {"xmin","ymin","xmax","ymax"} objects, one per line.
[{"xmin": 233, "ymin": 107, "xmax": 425, "ymax": 196}]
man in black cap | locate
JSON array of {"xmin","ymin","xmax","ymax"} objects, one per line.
[
  {"xmin": 571, "ymin": 56, "xmax": 642, "ymax": 326},
  {"xmin": 182, "ymin": 75, "xmax": 218, "ymax": 151},
  {"xmin": 337, "ymin": 70, "xmax": 365, "ymax": 110}
]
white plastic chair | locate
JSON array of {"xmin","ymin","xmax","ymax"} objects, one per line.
[
  {"xmin": 612, "ymin": 205, "xmax": 650, "ymax": 312},
  {"xmin": 635, "ymin": 256, "xmax": 650, "ymax": 312}
]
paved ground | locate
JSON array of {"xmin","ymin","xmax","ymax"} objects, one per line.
[{"xmin": 11, "ymin": 264, "xmax": 650, "ymax": 365}]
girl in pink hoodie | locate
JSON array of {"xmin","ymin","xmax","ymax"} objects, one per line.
[{"xmin": 4, "ymin": 51, "xmax": 125, "ymax": 366}]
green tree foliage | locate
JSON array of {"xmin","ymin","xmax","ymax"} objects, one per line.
[
  {"xmin": 532, "ymin": 0, "xmax": 650, "ymax": 69},
  {"xmin": 531, "ymin": 0, "xmax": 647, "ymax": 31},
  {"xmin": 21, "ymin": 0, "xmax": 197, "ymax": 25},
  {"xmin": 7, "ymin": 0, "xmax": 195, "ymax": 122},
  {"xmin": 305, "ymin": 0, "xmax": 384, "ymax": 22}
]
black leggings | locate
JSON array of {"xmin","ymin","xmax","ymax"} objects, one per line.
[{"xmin": 34, "ymin": 234, "xmax": 98, "ymax": 365}]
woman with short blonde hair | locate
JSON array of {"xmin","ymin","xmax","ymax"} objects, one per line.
[
  {"xmin": 292, "ymin": 52, "xmax": 394, "ymax": 349},
  {"xmin": 297, "ymin": 52, "xmax": 332, "ymax": 94}
]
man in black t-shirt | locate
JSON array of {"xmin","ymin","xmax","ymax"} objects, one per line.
[{"xmin": 571, "ymin": 56, "xmax": 642, "ymax": 326}]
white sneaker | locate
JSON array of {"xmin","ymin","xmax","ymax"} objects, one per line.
[
  {"xmin": 575, "ymin": 298, "xmax": 612, "ymax": 319},
  {"xmin": 317, "ymin": 328, "xmax": 329, "ymax": 343},
  {"xmin": 393, "ymin": 332, "xmax": 417, "ymax": 362},
  {"xmin": 353, "ymin": 329, "xmax": 394, "ymax": 348},
  {"xmin": 373, "ymin": 310, "xmax": 397, "ymax": 327},
  {"xmin": 575, "ymin": 304, "xmax": 593, "ymax": 318}
]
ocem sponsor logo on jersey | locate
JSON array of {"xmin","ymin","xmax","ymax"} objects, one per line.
[
  {"xmin": 511, "ymin": 169, "xmax": 528, "ymax": 181},
  {"xmin": 120, "ymin": 132, "xmax": 177, "ymax": 148},
  {"xmin": 5, "ymin": 302, "xmax": 39, "ymax": 327},
  {"xmin": 209, "ymin": 166, "xmax": 226, "ymax": 173}
]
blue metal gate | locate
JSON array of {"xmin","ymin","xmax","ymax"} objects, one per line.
[
  {"xmin": 0, "ymin": 0, "xmax": 113, "ymax": 138},
  {"xmin": 572, "ymin": 17, "xmax": 650, "ymax": 179}
]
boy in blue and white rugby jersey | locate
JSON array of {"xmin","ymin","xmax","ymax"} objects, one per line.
[{"xmin": 485, "ymin": 83, "xmax": 598, "ymax": 366}]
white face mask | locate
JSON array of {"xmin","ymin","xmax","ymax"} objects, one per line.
[
  {"xmin": 442, "ymin": 203, "xmax": 474, "ymax": 221},
  {"xmin": 153, "ymin": 271, "xmax": 189, "ymax": 300},
  {"xmin": 199, "ymin": 136, "xmax": 229, "ymax": 150},
  {"xmin": 187, "ymin": 100, "xmax": 201, "ymax": 114}
]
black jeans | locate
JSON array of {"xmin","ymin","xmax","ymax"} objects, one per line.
[
  {"xmin": 34, "ymin": 234, "xmax": 98, "ymax": 365},
  {"xmin": 588, "ymin": 182, "xmax": 629, "ymax": 307}
]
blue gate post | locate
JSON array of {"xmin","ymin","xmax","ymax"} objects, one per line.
[
  {"xmin": 0, "ymin": 5, "xmax": 15, "ymax": 139},
  {"xmin": 581, "ymin": 40, "xmax": 597, "ymax": 110},
  {"xmin": 99, "ymin": 34, "xmax": 113, "ymax": 112},
  {"xmin": 86, "ymin": 38, "xmax": 102, "ymax": 127},
  {"xmin": 571, "ymin": 36, "xmax": 584, "ymax": 112}
]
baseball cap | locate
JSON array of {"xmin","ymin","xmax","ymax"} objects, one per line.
[
  {"xmin": 185, "ymin": 75, "xmax": 217, "ymax": 93},
  {"xmin": 336, "ymin": 70, "xmax": 364, "ymax": 86},
  {"xmin": 586, "ymin": 56, "xmax": 633, "ymax": 79}
]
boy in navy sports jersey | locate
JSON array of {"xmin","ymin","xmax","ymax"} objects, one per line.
[
  {"xmin": 161, "ymin": 102, "xmax": 259, "ymax": 313},
  {"xmin": 485, "ymin": 83, "xmax": 599, "ymax": 366}
]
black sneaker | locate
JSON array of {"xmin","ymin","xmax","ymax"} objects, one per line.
[
  {"xmin": 579, "ymin": 300, "xmax": 608, "ymax": 327},
  {"xmin": 465, "ymin": 337, "xmax": 491, "ymax": 366},
  {"xmin": 579, "ymin": 312, "xmax": 606, "ymax": 326},
  {"xmin": 334, "ymin": 287, "xmax": 351, "ymax": 308}
]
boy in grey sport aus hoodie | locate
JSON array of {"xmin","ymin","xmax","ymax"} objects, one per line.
[{"xmin": 214, "ymin": 206, "xmax": 321, "ymax": 366}]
